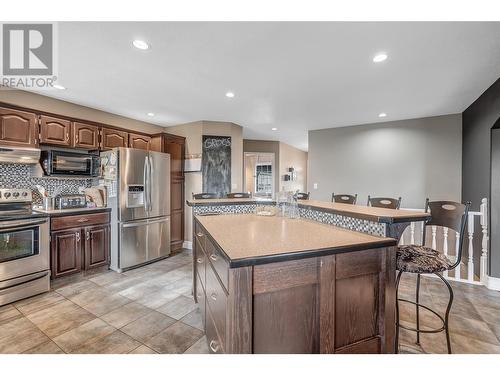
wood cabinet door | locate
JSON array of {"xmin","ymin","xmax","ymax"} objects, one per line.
[
  {"xmin": 101, "ymin": 127, "xmax": 128, "ymax": 150},
  {"xmin": 39, "ymin": 115, "xmax": 72, "ymax": 146},
  {"xmin": 170, "ymin": 179, "xmax": 184, "ymax": 251},
  {"xmin": 165, "ymin": 136, "xmax": 185, "ymax": 178},
  {"xmin": 73, "ymin": 122, "xmax": 99, "ymax": 149},
  {"xmin": 51, "ymin": 228, "xmax": 83, "ymax": 278},
  {"xmin": 84, "ymin": 224, "xmax": 110, "ymax": 269},
  {"xmin": 129, "ymin": 133, "xmax": 151, "ymax": 151},
  {"xmin": 0, "ymin": 107, "xmax": 38, "ymax": 147}
]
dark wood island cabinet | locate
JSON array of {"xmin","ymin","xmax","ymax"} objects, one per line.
[{"xmin": 193, "ymin": 214, "xmax": 399, "ymax": 354}]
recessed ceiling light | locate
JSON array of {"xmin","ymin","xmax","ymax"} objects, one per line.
[
  {"xmin": 52, "ymin": 84, "xmax": 65, "ymax": 90},
  {"xmin": 147, "ymin": 112, "xmax": 155, "ymax": 117},
  {"xmin": 133, "ymin": 40, "xmax": 150, "ymax": 50},
  {"xmin": 271, "ymin": 127, "xmax": 278, "ymax": 131},
  {"xmin": 378, "ymin": 113, "xmax": 387, "ymax": 118},
  {"xmin": 373, "ymin": 53, "xmax": 388, "ymax": 63},
  {"xmin": 225, "ymin": 92, "xmax": 235, "ymax": 98}
]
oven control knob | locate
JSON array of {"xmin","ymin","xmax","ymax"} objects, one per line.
[
  {"xmin": 4, "ymin": 192, "xmax": 11, "ymax": 198},
  {"xmin": 13, "ymin": 192, "xmax": 20, "ymax": 198},
  {"xmin": 22, "ymin": 191, "xmax": 28, "ymax": 197}
]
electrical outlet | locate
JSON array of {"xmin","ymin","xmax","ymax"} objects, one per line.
[{"xmin": 313, "ymin": 183, "xmax": 318, "ymax": 190}]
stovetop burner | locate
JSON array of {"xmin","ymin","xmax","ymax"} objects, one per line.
[{"xmin": 0, "ymin": 188, "xmax": 48, "ymax": 221}]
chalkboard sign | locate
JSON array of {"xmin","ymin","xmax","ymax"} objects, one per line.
[{"xmin": 202, "ymin": 135, "xmax": 231, "ymax": 197}]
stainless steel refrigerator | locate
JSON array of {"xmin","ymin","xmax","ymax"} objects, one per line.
[{"xmin": 101, "ymin": 147, "xmax": 171, "ymax": 272}]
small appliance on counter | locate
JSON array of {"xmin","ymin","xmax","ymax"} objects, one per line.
[
  {"xmin": 0, "ymin": 188, "xmax": 50, "ymax": 306},
  {"xmin": 55, "ymin": 194, "xmax": 87, "ymax": 209}
]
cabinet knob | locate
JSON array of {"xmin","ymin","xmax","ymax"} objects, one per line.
[
  {"xmin": 196, "ymin": 258, "xmax": 203, "ymax": 264},
  {"xmin": 209, "ymin": 340, "xmax": 219, "ymax": 353},
  {"xmin": 210, "ymin": 254, "xmax": 217, "ymax": 262},
  {"xmin": 210, "ymin": 292, "xmax": 217, "ymax": 301},
  {"xmin": 196, "ymin": 232, "xmax": 204, "ymax": 237}
]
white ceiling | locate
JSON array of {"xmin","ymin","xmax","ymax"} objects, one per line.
[{"xmin": 32, "ymin": 22, "xmax": 500, "ymax": 151}]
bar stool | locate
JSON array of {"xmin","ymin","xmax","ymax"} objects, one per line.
[
  {"xmin": 192, "ymin": 193, "xmax": 218, "ymax": 199},
  {"xmin": 226, "ymin": 192, "xmax": 252, "ymax": 198},
  {"xmin": 295, "ymin": 192, "xmax": 310, "ymax": 200},
  {"xmin": 367, "ymin": 195, "xmax": 402, "ymax": 209},
  {"xmin": 395, "ymin": 199, "xmax": 470, "ymax": 354},
  {"xmin": 332, "ymin": 193, "xmax": 357, "ymax": 204}
]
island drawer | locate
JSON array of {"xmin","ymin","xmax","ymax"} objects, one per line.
[
  {"xmin": 195, "ymin": 271, "xmax": 206, "ymax": 331},
  {"xmin": 51, "ymin": 212, "xmax": 110, "ymax": 231},
  {"xmin": 194, "ymin": 237, "xmax": 207, "ymax": 288},
  {"xmin": 194, "ymin": 222, "xmax": 206, "ymax": 250},
  {"xmin": 206, "ymin": 263, "xmax": 227, "ymax": 348},
  {"xmin": 206, "ymin": 308, "xmax": 224, "ymax": 354},
  {"xmin": 205, "ymin": 236, "xmax": 229, "ymax": 289}
]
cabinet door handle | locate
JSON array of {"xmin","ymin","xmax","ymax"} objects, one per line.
[
  {"xmin": 210, "ymin": 254, "xmax": 217, "ymax": 262},
  {"xmin": 77, "ymin": 218, "xmax": 89, "ymax": 223},
  {"xmin": 75, "ymin": 232, "xmax": 81, "ymax": 242},
  {"xmin": 209, "ymin": 340, "xmax": 219, "ymax": 353},
  {"xmin": 210, "ymin": 292, "xmax": 217, "ymax": 301},
  {"xmin": 86, "ymin": 231, "xmax": 90, "ymax": 241},
  {"xmin": 66, "ymin": 132, "xmax": 69, "ymax": 142},
  {"xmin": 196, "ymin": 232, "xmax": 204, "ymax": 237},
  {"xmin": 196, "ymin": 258, "xmax": 203, "ymax": 264}
]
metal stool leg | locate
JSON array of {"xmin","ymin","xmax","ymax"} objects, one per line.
[
  {"xmin": 435, "ymin": 272, "xmax": 454, "ymax": 354},
  {"xmin": 395, "ymin": 270, "xmax": 403, "ymax": 353},
  {"xmin": 416, "ymin": 274, "xmax": 421, "ymax": 345}
]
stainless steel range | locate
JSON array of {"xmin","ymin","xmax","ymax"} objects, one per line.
[{"xmin": 0, "ymin": 188, "xmax": 50, "ymax": 306}]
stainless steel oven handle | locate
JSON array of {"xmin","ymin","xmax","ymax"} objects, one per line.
[{"xmin": 0, "ymin": 218, "xmax": 48, "ymax": 229}]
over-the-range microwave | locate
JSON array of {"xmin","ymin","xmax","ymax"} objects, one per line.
[{"xmin": 40, "ymin": 150, "xmax": 101, "ymax": 177}]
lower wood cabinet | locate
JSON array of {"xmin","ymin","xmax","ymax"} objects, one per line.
[{"xmin": 50, "ymin": 212, "xmax": 110, "ymax": 279}]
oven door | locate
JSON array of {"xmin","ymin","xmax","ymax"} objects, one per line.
[
  {"xmin": 50, "ymin": 151, "xmax": 94, "ymax": 176},
  {"xmin": 0, "ymin": 218, "xmax": 50, "ymax": 281}
]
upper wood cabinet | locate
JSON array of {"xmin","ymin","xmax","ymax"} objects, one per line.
[
  {"xmin": 73, "ymin": 122, "xmax": 99, "ymax": 149},
  {"xmin": 39, "ymin": 115, "xmax": 72, "ymax": 146},
  {"xmin": 129, "ymin": 133, "xmax": 151, "ymax": 151},
  {"xmin": 0, "ymin": 106, "xmax": 38, "ymax": 147},
  {"xmin": 101, "ymin": 127, "xmax": 128, "ymax": 150}
]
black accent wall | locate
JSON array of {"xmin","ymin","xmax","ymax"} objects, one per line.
[{"xmin": 462, "ymin": 77, "xmax": 500, "ymax": 277}]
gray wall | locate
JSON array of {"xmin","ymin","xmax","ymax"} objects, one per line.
[
  {"xmin": 462, "ymin": 78, "xmax": 500, "ymax": 277},
  {"xmin": 308, "ymin": 114, "xmax": 462, "ymax": 209}
]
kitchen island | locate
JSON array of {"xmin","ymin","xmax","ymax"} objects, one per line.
[{"xmin": 193, "ymin": 213, "xmax": 399, "ymax": 354}]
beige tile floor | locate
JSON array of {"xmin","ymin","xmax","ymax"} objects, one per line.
[
  {"xmin": 398, "ymin": 273, "xmax": 500, "ymax": 354},
  {"xmin": 0, "ymin": 249, "xmax": 499, "ymax": 354},
  {"xmin": 0, "ymin": 249, "xmax": 208, "ymax": 354}
]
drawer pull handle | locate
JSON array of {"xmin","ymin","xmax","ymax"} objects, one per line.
[
  {"xmin": 196, "ymin": 232, "xmax": 204, "ymax": 237},
  {"xmin": 77, "ymin": 218, "xmax": 89, "ymax": 223},
  {"xmin": 210, "ymin": 292, "xmax": 217, "ymax": 301},
  {"xmin": 196, "ymin": 258, "xmax": 203, "ymax": 264},
  {"xmin": 210, "ymin": 254, "xmax": 217, "ymax": 261},
  {"xmin": 209, "ymin": 339, "xmax": 219, "ymax": 353}
]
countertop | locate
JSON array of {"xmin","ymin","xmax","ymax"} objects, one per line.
[
  {"xmin": 195, "ymin": 214, "xmax": 397, "ymax": 267},
  {"xmin": 33, "ymin": 206, "xmax": 111, "ymax": 217},
  {"xmin": 187, "ymin": 198, "xmax": 430, "ymax": 224}
]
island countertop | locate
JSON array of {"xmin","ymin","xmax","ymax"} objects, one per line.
[
  {"xmin": 187, "ymin": 198, "xmax": 430, "ymax": 224},
  {"xmin": 195, "ymin": 214, "xmax": 397, "ymax": 267}
]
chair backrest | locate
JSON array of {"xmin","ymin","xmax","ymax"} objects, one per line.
[
  {"xmin": 295, "ymin": 192, "xmax": 310, "ymax": 200},
  {"xmin": 332, "ymin": 193, "xmax": 357, "ymax": 204},
  {"xmin": 192, "ymin": 193, "xmax": 218, "ymax": 200},
  {"xmin": 226, "ymin": 192, "xmax": 251, "ymax": 199},
  {"xmin": 367, "ymin": 196, "xmax": 402, "ymax": 209},
  {"xmin": 422, "ymin": 199, "xmax": 471, "ymax": 270}
]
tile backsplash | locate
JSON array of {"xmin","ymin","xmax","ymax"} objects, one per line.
[{"xmin": 0, "ymin": 164, "xmax": 95, "ymax": 205}]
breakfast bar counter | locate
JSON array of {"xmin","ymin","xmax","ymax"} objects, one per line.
[{"xmin": 193, "ymin": 213, "xmax": 399, "ymax": 354}]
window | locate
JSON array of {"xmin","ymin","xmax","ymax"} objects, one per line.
[{"xmin": 255, "ymin": 163, "xmax": 273, "ymax": 195}]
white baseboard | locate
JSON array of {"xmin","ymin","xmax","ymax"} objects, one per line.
[
  {"xmin": 485, "ymin": 275, "xmax": 500, "ymax": 291},
  {"xmin": 183, "ymin": 241, "xmax": 192, "ymax": 250}
]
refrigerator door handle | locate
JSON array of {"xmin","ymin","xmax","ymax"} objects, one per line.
[
  {"xmin": 143, "ymin": 156, "xmax": 149, "ymax": 212},
  {"xmin": 148, "ymin": 155, "xmax": 154, "ymax": 212}
]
